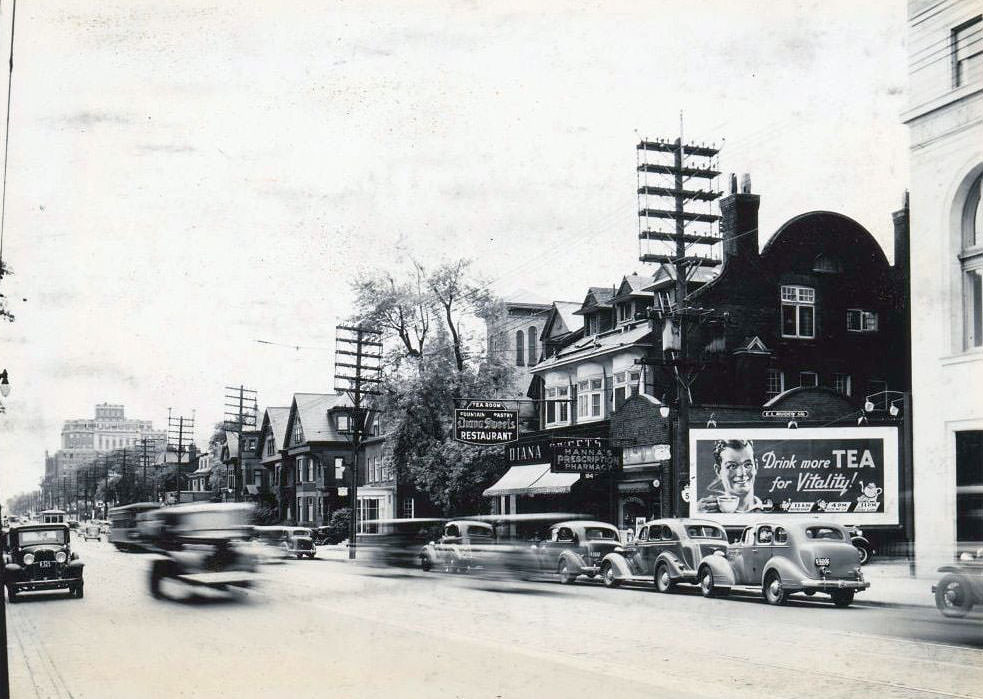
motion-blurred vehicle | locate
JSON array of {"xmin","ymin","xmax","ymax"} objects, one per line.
[
  {"xmin": 138, "ymin": 503, "xmax": 259, "ymax": 599},
  {"xmin": 697, "ymin": 522, "xmax": 869, "ymax": 607},
  {"xmin": 599, "ymin": 519, "xmax": 727, "ymax": 590},
  {"xmin": 253, "ymin": 526, "xmax": 317, "ymax": 559},
  {"xmin": 357, "ymin": 519, "xmax": 446, "ymax": 568},
  {"xmin": 109, "ymin": 502, "xmax": 159, "ymax": 551},
  {"xmin": 847, "ymin": 525, "xmax": 875, "ymax": 565},
  {"xmin": 419, "ymin": 520, "xmax": 496, "ymax": 573},
  {"xmin": 4, "ymin": 522, "xmax": 85, "ymax": 601},
  {"xmin": 82, "ymin": 523, "xmax": 102, "ymax": 542},
  {"xmin": 527, "ymin": 520, "xmax": 621, "ymax": 584},
  {"xmin": 933, "ymin": 546, "xmax": 983, "ymax": 618}
]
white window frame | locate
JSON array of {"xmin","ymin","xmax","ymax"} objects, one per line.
[
  {"xmin": 961, "ymin": 173, "xmax": 983, "ymax": 351},
  {"xmin": 544, "ymin": 385, "xmax": 571, "ymax": 427},
  {"xmin": 952, "ymin": 16, "xmax": 983, "ymax": 89},
  {"xmin": 766, "ymin": 369, "xmax": 784, "ymax": 398},
  {"xmin": 846, "ymin": 309, "xmax": 879, "ymax": 333},
  {"xmin": 334, "ymin": 457, "xmax": 345, "ymax": 481},
  {"xmin": 780, "ymin": 285, "xmax": 816, "ymax": 339},
  {"xmin": 833, "ymin": 373, "xmax": 851, "ymax": 397}
]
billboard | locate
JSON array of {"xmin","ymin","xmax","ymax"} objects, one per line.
[{"xmin": 688, "ymin": 426, "xmax": 899, "ymax": 525}]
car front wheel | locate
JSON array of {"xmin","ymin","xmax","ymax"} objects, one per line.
[
  {"xmin": 557, "ymin": 560, "xmax": 575, "ymax": 584},
  {"xmin": 420, "ymin": 555, "xmax": 432, "ymax": 572},
  {"xmin": 763, "ymin": 571, "xmax": 788, "ymax": 606},
  {"xmin": 6, "ymin": 587, "xmax": 17, "ymax": 603},
  {"xmin": 73, "ymin": 582, "xmax": 84, "ymax": 599},
  {"xmin": 855, "ymin": 543, "xmax": 872, "ymax": 566},
  {"xmin": 655, "ymin": 562, "xmax": 674, "ymax": 593},
  {"xmin": 831, "ymin": 589, "xmax": 854, "ymax": 608},
  {"xmin": 936, "ymin": 574, "xmax": 974, "ymax": 618},
  {"xmin": 699, "ymin": 566, "xmax": 727, "ymax": 598},
  {"xmin": 601, "ymin": 562, "xmax": 620, "ymax": 588}
]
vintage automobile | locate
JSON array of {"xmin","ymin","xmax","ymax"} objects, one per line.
[
  {"xmin": 696, "ymin": 521, "xmax": 869, "ymax": 607},
  {"xmin": 253, "ymin": 526, "xmax": 317, "ymax": 559},
  {"xmin": 933, "ymin": 546, "xmax": 983, "ymax": 618},
  {"xmin": 357, "ymin": 518, "xmax": 446, "ymax": 569},
  {"xmin": 82, "ymin": 522, "xmax": 102, "ymax": 542},
  {"xmin": 138, "ymin": 503, "xmax": 259, "ymax": 599},
  {"xmin": 4, "ymin": 523, "xmax": 85, "ymax": 601},
  {"xmin": 527, "ymin": 520, "xmax": 622, "ymax": 584},
  {"xmin": 419, "ymin": 520, "xmax": 496, "ymax": 573},
  {"xmin": 598, "ymin": 518, "xmax": 728, "ymax": 590},
  {"xmin": 109, "ymin": 502, "xmax": 160, "ymax": 551}
]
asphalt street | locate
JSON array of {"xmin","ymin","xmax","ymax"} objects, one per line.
[{"xmin": 6, "ymin": 537, "xmax": 983, "ymax": 699}]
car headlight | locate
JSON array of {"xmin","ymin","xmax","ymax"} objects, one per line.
[
  {"xmin": 55, "ymin": 551, "xmax": 68, "ymax": 564},
  {"xmin": 22, "ymin": 553, "xmax": 34, "ymax": 565}
]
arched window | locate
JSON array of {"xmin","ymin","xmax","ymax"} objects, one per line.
[
  {"xmin": 528, "ymin": 326, "xmax": 537, "ymax": 365},
  {"xmin": 962, "ymin": 173, "xmax": 982, "ymax": 350},
  {"xmin": 515, "ymin": 330, "xmax": 525, "ymax": 366}
]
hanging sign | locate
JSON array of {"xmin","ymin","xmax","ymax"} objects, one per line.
[{"xmin": 454, "ymin": 400, "xmax": 519, "ymax": 445}]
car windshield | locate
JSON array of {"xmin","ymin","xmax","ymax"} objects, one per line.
[
  {"xmin": 468, "ymin": 527, "xmax": 494, "ymax": 538},
  {"xmin": 805, "ymin": 526, "xmax": 844, "ymax": 540},
  {"xmin": 18, "ymin": 529, "xmax": 67, "ymax": 545},
  {"xmin": 687, "ymin": 525, "xmax": 727, "ymax": 540},
  {"xmin": 584, "ymin": 527, "xmax": 618, "ymax": 540}
]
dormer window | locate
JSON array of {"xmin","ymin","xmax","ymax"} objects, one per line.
[
  {"xmin": 588, "ymin": 314, "xmax": 600, "ymax": 336},
  {"xmin": 337, "ymin": 414, "xmax": 351, "ymax": 434},
  {"xmin": 617, "ymin": 302, "xmax": 633, "ymax": 323},
  {"xmin": 292, "ymin": 421, "xmax": 304, "ymax": 445}
]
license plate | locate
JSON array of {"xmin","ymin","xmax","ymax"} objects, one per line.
[
  {"xmin": 815, "ymin": 557, "xmax": 831, "ymax": 567},
  {"xmin": 40, "ymin": 561, "xmax": 54, "ymax": 568}
]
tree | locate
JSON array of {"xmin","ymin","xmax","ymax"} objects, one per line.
[{"xmin": 351, "ymin": 258, "xmax": 516, "ymax": 515}]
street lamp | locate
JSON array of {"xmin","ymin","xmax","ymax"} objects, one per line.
[
  {"xmin": 0, "ymin": 369, "xmax": 9, "ymax": 397},
  {"xmin": 658, "ymin": 394, "xmax": 670, "ymax": 419},
  {"xmin": 863, "ymin": 390, "xmax": 906, "ymax": 417}
]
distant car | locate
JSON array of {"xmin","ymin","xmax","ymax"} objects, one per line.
[
  {"xmin": 697, "ymin": 522, "xmax": 869, "ymax": 607},
  {"xmin": 528, "ymin": 520, "xmax": 622, "ymax": 584},
  {"xmin": 253, "ymin": 526, "xmax": 317, "ymax": 559},
  {"xmin": 4, "ymin": 523, "xmax": 85, "ymax": 601},
  {"xmin": 82, "ymin": 523, "xmax": 102, "ymax": 542},
  {"xmin": 599, "ymin": 518, "xmax": 728, "ymax": 591}
]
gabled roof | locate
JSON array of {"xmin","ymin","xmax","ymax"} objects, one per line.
[
  {"xmin": 574, "ymin": 286, "xmax": 616, "ymax": 315},
  {"xmin": 258, "ymin": 407, "xmax": 291, "ymax": 454},
  {"xmin": 284, "ymin": 393, "xmax": 353, "ymax": 447},
  {"xmin": 541, "ymin": 301, "xmax": 583, "ymax": 341},
  {"xmin": 612, "ymin": 274, "xmax": 656, "ymax": 302},
  {"xmin": 642, "ymin": 265, "xmax": 718, "ymax": 292},
  {"xmin": 531, "ymin": 322, "xmax": 653, "ymax": 372}
]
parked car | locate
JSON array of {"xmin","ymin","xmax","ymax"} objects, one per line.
[
  {"xmin": 599, "ymin": 518, "xmax": 728, "ymax": 590},
  {"xmin": 847, "ymin": 525, "xmax": 875, "ymax": 565},
  {"xmin": 253, "ymin": 526, "xmax": 317, "ymax": 559},
  {"xmin": 4, "ymin": 523, "xmax": 85, "ymax": 601},
  {"xmin": 528, "ymin": 520, "xmax": 622, "ymax": 584},
  {"xmin": 697, "ymin": 521, "xmax": 869, "ymax": 607},
  {"xmin": 933, "ymin": 546, "xmax": 983, "ymax": 618},
  {"xmin": 139, "ymin": 503, "xmax": 259, "ymax": 599}
]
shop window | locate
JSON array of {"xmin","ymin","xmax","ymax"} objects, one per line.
[
  {"xmin": 961, "ymin": 173, "xmax": 983, "ymax": 350},
  {"xmin": 847, "ymin": 309, "xmax": 879, "ymax": 333},
  {"xmin": 766, "ymin": 369, "xmax": 784, "ymax": 398},
  {"xmin": 956, "ymin": 431, "xmax": 983, "ymax": 544},
  {"xmin": 952, "ymin": 16, "xmax": 983, "ymax": 89},
  {"xmin": 780, "ymin": 285, "xmax": 815, "ymax": 339}
]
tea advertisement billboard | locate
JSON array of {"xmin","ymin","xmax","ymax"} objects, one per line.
[{"xmin": 688, "ymin": 426, "xmax": 899, "ymax": 525}]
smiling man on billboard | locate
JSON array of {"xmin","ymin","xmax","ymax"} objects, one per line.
[{"xmin": 697, "ymin": 439, "xmax": 764, "ymax": 513}]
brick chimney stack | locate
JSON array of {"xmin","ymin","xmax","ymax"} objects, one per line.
[{"xmin": 719, "ymin": 172, "xmax": 761, "ymax": 265}]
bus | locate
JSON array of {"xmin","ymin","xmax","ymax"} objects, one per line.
[{"xmin": 108, "ymin": 502, "xmax": 159, "ymax": 551}]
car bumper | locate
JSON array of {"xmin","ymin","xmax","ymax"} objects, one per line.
[
  {"xmin": 8, "ymin": 579, "xmax": 77, "ymax": 592},
  {"xmin": 798, "ymin": 578, "xmax": 870, "ymax": 591}
]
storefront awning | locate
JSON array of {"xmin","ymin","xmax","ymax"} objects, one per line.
[
  {"xmin": 483, "ymin": 464, "xmax": 580, "ymax": 497},
  {"xmin": 483, "ymin": 464, "xmax": 550, "ymax": 497}
]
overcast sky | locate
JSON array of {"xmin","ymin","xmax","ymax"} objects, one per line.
[{"xmin": 0, "ymin": 0, "xmax": 908, "ymax": 497}]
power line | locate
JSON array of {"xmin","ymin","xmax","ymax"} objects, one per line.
[{"xmin": 0, "ymin": 0, "xmax": 15, "ymax": 269}]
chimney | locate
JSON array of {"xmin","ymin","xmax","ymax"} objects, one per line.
[{"xmin": 719, "ymin": 172, "xmax": 760, "ymax": 265}]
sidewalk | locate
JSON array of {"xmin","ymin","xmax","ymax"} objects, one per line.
[{"xmin": 858, "ymin": 559, "xmax": 935, "ymax": 608}]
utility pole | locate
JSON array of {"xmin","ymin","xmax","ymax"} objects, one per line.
[
  {"xmin": 224, "ymin": 385, "xmax": 258, "ymax": 502},
  {"xmin": 637, "ymin": 123, "xmax": 722, "ymax": 516},
  {"xmin": 168, "ymin": 409, "xmax": 195, "ymax": 505},
  {"xmin": 334, "ymin": 324, "xmax": 382, "ymax": 560}
]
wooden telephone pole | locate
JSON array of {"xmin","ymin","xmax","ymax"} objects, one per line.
[
  {"xmin": 334, "ymin": 324, "xmax": 382, "ymax": 560},
  {"xmin": 224, "ymin": 385, "xmax": 258, "ymax": 502},
  {"xmin": 167, "ymin": 409, "xmax": 195, "ymax": 504},
  {"xmin": 637, "ymin": 123, "xmax": 722, "ymax": 516}
]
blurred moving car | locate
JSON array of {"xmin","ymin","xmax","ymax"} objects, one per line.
[
  {"xmin": 697, "ymin": 522, "xmax": 869, "ymax": 607},
  {"xmin": 599, "ymin": 519, "xmax": 727, "ymax": 590},
  {"xmin": 4, "ymin": 522, "xmax": 85, "ymax": 601},
  {"xmin": 138, "ymin": 503, "xmax": 259, "ymax": 599},
  {"xmin": 253, "ymin": 526, "xmax": 317, "ymax": 559},
  {"xmin": 419, "ymin": 520, "xmax": 496, "ymax": 573},
  {"xmin": 527, "ymin": 520, "xmax": 622, "ymax": 584},
  {"xmin": 109, "ymin": 502, "xmax": 160, "ymax": 551},
  {"xmin": 357, "ymin": 519, "xmax": 446, "ymax": 568},
  {"xmin": 933, "ymin": 546, "xmax": 983, "ymax": 618}
]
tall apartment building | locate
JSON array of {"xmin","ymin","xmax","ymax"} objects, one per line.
[
  {"xmin": 50, "ymin": 403, "xmax": 166, "ymax": 477},
  {"xmin": 903, "ymin": 0, "xmax": 983, "ymax": 566}
]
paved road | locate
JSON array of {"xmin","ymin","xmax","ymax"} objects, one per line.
[{"xmin": 6, "ymin": 538, "xmax": 983, "ymax": 699}]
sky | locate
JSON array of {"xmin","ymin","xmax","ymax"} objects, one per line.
[{"xmin": 0, "ymin": 0, "xmax": 909, "ymax": 498}]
